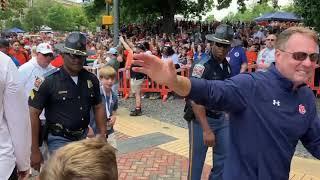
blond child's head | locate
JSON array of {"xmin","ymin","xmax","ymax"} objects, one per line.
[
  {"xmin": 98, "ymin": 65, "xmax": 117, "ymax": 90},
  {"xmin": 40, "ymin": 138, "xmax": 118, "ymax": 180}
]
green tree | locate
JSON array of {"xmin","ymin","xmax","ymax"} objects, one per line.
[
  {"xmin": 294, "ymin": 0, "xmax": 320, "ymax": 31},
  {"xmin": 223, "ymin": 2, "xmax": 276, "ymax": 22},
  {"xmin": 23, "ymin": 7, "xmax": 45, "ymax": 31},
  {"xmin": 46, "ymin": 4, "xmax": 73, "ymax": 31},
  {"xmin": 69, "ymin": 6, "xmax": 90, "ymax": 30},
  {"xmin": 205, "ymin": 14, "xmax": 215, "ymax": 22},
  {"xmin": 0, "ymin": 0, "xmax": 27, "ymax": 30},
  {"xmin": 85, "ymin": 0, "xmax": 215, "ymax": 33}
]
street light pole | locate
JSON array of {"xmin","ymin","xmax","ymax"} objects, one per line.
[{"xmin": 113, "ymin": 0, "xmax": 119, "ymax": 46}]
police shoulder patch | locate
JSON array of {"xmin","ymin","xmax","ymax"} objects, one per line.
[
  {"xmin": 191, "ymin": 64, "xmax": 205, "ymax": 78},
  {"xmin": 34, "ymin": 76, "xmax": 44, "ymax": 91}
]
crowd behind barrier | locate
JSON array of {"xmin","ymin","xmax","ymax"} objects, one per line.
[
  {"xmin": 84, "ymin": 65, "xmax": 190, "ymax": 101},
  {"xmin": 1, "ymin": 19, "xmax": 319, "ymax": 100}
]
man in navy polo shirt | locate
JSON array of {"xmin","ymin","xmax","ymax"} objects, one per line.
[
  {"xmin": 226, "ymin": 36, "xmax": 248, "ymax": 76},
  {"xmin": 132, "ymin": 27, "xmax": 320, "ymax": 180}
]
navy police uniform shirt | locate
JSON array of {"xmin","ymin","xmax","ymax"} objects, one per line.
[
  {"xmin": 189, "ymin": 54, "xmax": 231, "ymax": 117},
  {"xmin": 28, "ymin": 67, "xmax": 101, "ymax": 130},
  {"xmin": 188, "ymin": 64, "xmax": 320, "ymax": 180},
  {"xmin": 191, "ymin": 53, "xmax": 231, "ymax": 81}
]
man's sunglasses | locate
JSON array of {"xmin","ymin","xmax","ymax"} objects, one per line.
[
  {"xmin": 279, "ymin": 49, "xmax": 319, "ymax": 63},
  {"xmin": 214, "ymin": 42, "xmax": 230, "ymax": 49},
  {"xmin": 42, "ymin": 53, "xmax": 54, "ymax": 57}
]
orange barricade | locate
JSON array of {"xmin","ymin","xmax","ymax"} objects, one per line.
[
  {"xmin": 117, "ymin": 68, "xmax": 130, "ymax": 99},
  {"xmin": 307, "ymin": 65, "xmax": 320, "ymax": 96},
  {"xmin": 117, "ymin": 67, "xmax": 190, "ymax": 102}
]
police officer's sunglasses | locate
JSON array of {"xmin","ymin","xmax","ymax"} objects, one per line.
[
  {"xmin": 214, "ymin": 42, "xmax": 230, "ymax": 49},
  {"xmin": 278, "ymin": 49, "xmax": 320, "ymax": 63},
  {"xmin": 66, "ymin": 53, "xmax": 87, "ymax": 60}
]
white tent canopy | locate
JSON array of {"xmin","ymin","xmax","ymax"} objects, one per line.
[{"xmin": 40, "ymin": 25, "xmax": 53, "ymax": 33}]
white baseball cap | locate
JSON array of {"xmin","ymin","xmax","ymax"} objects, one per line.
[{"xmin": 36, "ymin": 43, "xmax": 53, "ymax": 54}]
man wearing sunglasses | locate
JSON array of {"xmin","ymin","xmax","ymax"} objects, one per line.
[
  {"xmin": 18, "ymin": 42, "xmax": 55, "ymax": 177},
  {"xmin": 132, "ymin": 26, "xmax": 320, "ymax": 180},
  {"xmin": 28, "ymin": 32, "xmax": 106, "ymax": 172},
  {"xmin": 256, "ymin": 34, "xmax": 277, "ymax": 71},
  {"xmin": 184, "ymin": 24, "xmax": 233, "ymax": 180}
]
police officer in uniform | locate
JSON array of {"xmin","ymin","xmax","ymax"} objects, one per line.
[
  {"xmin": 28, "ymin": 32, "xmax": 106, "ymax": 171},
  {"xmin": 184, "ymin": 24, "xmax": 233, "ymax": 180}
]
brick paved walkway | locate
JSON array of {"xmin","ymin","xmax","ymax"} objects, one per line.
[
  {"xmin": 117, "ymin": 147, "xmax": 211, "ymax": 180},
  {"xmin": 113, "ymin": 108, "xmax": 320, "ymax": 180},
  {"xmin": 115, "ymin": 131, "xmax": 211, "ymax": 180}
]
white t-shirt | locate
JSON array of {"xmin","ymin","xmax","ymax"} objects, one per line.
[
  {"xmin": 162, "ymin": 53, "xmax": 180, "ymax": 65},
  {"xmin": 257, "ymin": 48, "xmax": 276, "ymax": 65},
  {"xmin": 18, "ymin": 57, "xmax": 54, "ymax": 119},
  {"xmin": 71, "ymin": 76, "xmax": 78, "ymax": 84}
]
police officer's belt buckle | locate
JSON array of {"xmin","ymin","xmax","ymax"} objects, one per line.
[{"xmin": 49, "ymin": 123, "xmax": 84, "ymax": 140}]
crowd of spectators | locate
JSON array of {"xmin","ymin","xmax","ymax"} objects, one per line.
[{"xmin": 0, "ymin": 19, "xmax": 315, "ymax": 95}]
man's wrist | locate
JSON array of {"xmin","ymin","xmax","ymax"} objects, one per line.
[
  {"xmin": 203, "ymin": 127, "xmax": 213, "ymax": 133},
  {"xmin": 31, "ymin": 146, "xmax": 40, "ymax": 153}
]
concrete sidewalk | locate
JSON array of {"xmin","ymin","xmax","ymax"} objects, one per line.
[{"xmin": 115, "ymin": 107, "xmax": 320, "ymax": 180}]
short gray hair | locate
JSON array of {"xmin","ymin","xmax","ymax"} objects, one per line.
[{"xmin": 275, "ymin": 27, "xmax": 318, "ymax": 50}]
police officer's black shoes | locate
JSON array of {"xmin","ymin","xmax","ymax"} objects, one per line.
[{"xmin": 130, "ymin": 108, "xmax": 142, "ymax": 116}]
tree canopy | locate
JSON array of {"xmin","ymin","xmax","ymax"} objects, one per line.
[
  {"xmin": 85, "ymin": 0, "xmax": 216, "ymax": 33},
  {"xmin": 23, "ymin": 0, "xmax": 89, "ymax": 32},
  {"xmin": 294, "ymin": 0, "xmax": 320, "ymax": 31},
  {"xmin": 0, "ymin": 0, "xmax": 26, "ymax": 30},
  {"xmin": 1, "ymin": 0, "xmax": 320, "ymax": 34},
  {"xmin": 223, "ymin": 2, "xmax": 277, "ymax": 23}
]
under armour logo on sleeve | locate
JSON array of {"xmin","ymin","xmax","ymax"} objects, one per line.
[{"xmin": 273, "ymin": 100, "xmax": 280, "ymax": 106}]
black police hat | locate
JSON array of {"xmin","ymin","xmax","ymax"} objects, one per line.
[
  {"xmin": 206, "ymin": 24, "xmax": 234, "ymax": 45},
  {"xmin": 57, "ymin": 32, "xmax": 88, "ymax": 56}
]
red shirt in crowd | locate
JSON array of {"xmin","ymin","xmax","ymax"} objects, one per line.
[
  {"xmin": 8, "ymin": 48, "xmax": 28, "ymax": 65},
  {"xmin": 51, "ymin": 54, "xmax": 64, "ymax": 67}
]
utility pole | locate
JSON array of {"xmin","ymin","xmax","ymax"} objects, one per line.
[
  {"xmin": 106, "ymin": 0, "xmax": 110, "ymax": 15},
  {"xmin": 113, "ymin": 0, "xmax": 119, "ymax": 46}
]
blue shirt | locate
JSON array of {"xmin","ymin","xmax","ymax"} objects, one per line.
[
  {"xmin": 193, "ymin": 52, "xmax": 208, "ymax": 64},
  {"xmin": 227, "ymin": 46, "xmax": 247, "ymax": 77},
  {"xmin": 9, "ymin": 55, "xmax": 20, "ymax": 67},
  {"xmin": 188, "ymin": 65, "xmax": 320, "ymax": 180},
  {"xmin": 90, "ymin": 87, "xmax": 118, "ymax": 135}
]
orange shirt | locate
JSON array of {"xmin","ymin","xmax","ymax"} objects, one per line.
[
  {"xmin": 246, "ymin": 50, "xmax": 258, "ymax": 64},
  {"xmin": 187, "ymin": 50, "xmax": 193, "ymax": 59},
  {"xmin": 8, "ymin": 49, "xmax": 28, "ymax": 65},
  {"xmin": 125, "ymin": 50, "xmax": 133, "ymax": 69}
]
